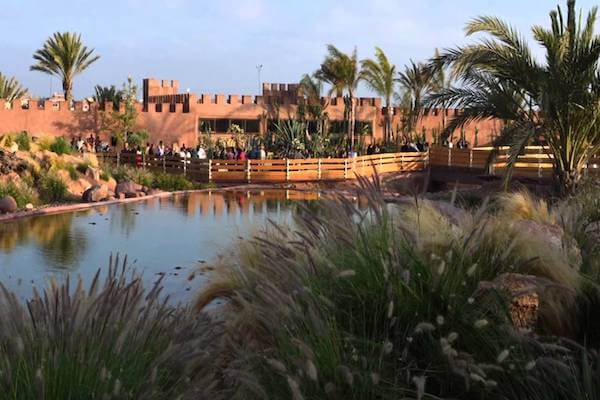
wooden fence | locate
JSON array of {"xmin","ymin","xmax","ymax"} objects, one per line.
[
  {"xmin": 429, "ymin": 146, "xmax": 600, "ymax": 178},
  {"xmin": 96, "ymin": 152, "xmax": 429, "ymax": 183}
]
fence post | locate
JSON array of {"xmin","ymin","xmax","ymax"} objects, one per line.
[
  {"xmin": 448, "ymin": 147, "xmax": 452, "ymax": 167},
  {"xmin": 246, "ymin": 159, "xmax": 251, "ymax": 183},
  {"xmin": 537, "ymin": 146, "xmax": 542, "ymax": 179},
  {"xmin": 469, "ymin": 149, "xmax": 473, "ymax": 169},
  {"xmin": 208, "ymin": 159, "xmax": 212, "ymax": 183},
  {"xmin": 285, "ymin": 159, "xmax": 290, "ymax": 182},
  {"xmin": 183, "ymin": 157, "xmax": 187, "ymax": 177},
  {"xmin": 317, "ymin": 159, "xmax": 322, "ymax": 180},
  {"xmin": 426, "ymin": 148, "xmax": 430, "ymax": 170},
  {"xmin": 401, "ymin": 153, "xmax": 405, "ymax": 171},
  {"xmin": 344, "ymin": 159, "xmax": 348, "ymax": 179}
]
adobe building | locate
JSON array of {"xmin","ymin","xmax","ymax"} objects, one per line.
[{"xmin": 0, "ymin": 77, "xmax": 503, "ymax": 147}]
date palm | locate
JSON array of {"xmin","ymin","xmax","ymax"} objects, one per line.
[
  {"xmin": 427, "ymin": 0, "xmax": 600, "ymax": 195},
  {"xmin": 361, "ymin": 47, "xmax": 396, "ymax": 142},
  {"xmin": 94, "ymin": 85, "xmax": 123, "ymax": 110},
  {"xmin": 0, "ymin": 72, "xmax": 27, "ymax": 103},
  {"xmin": 31, "ymin": 32, "xmax": 100, "ymax": 102},
  {"xmin": 316, "ymin": 45, "xmax": 361, "ymax": 152},
  {"xmin": 397, "ymin": 61, "xmax": 434, "ymax": 140}
]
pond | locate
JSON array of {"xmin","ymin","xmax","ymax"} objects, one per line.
[{"xmin": 0, "ymin": 190, "xmax": 320, "ymax": 302}]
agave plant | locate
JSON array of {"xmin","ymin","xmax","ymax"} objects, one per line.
[
  {"xmin": 426, "ymin": 0, "xmax": 600, "ymax": 195},
  {"xmin": 31, "ymin": 32, "xmax": 100, "ymax": 102},
  {"xmin": 0, "ymin": 72, "xmax": 27, "ymax": 103}
]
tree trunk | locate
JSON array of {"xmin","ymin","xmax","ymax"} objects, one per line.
[
  {"xmin": 63, "ymin": 79, "xmax": 73, "ymax": 103},
  {"xmin": 349, "ymin": 96, "xmax": 356, "ymax": 153},
  {"xmin": 386, "ymin": 101, "xmax": 393, "ymax": 143}
]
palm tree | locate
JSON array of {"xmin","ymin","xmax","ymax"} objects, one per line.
[
  {"xmin": 94, "ymin": 85, "xmax": 123, "ymax": 110},
  {"xmin": 298, "ymin": 73, "xmax": 329, "ymax": 135},
  {"xmin": 0, "ymin": 73, "xmax": 27, "ymax": 103},
  {"xmin": 426, "ymin": 0, "xmax": 600, "ymax": 194},
  {"xmin": 315, "ymin": 45, "xmax": 361, "ymax": 152},
  {"xmin": 30, "ymin": 32, "xmax": 100, "ymax": 102},
  {"xmin": 397, "ymin": 61, "xmax": 434, "ymax": 140},
  {"xmin": 361, "ymin": 47, "xmax": 396, "ymax": 143},
  {"xmin": 428, "ymin": 48, "xmax": 453, "ymax": 134}
]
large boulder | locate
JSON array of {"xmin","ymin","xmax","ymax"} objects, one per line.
[
  {"xmin": 0, "ymin": 196, "xmax": 18, "ymax": 214},
  {"xmin": 82, "ymin": 185, "xmax": 108, "ymax": 203},
  {"xmin": 115, "ymin": 181, "xmax": 142, "ymax": 197}
]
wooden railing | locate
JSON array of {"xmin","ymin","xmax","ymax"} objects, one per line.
[
  {"xmin": 430, "ymin": 146, "xmax": 600, "ymax": 178},
  {"xmin": 96, "ymin": 152, "xmax": 428, "ymax": 183}
]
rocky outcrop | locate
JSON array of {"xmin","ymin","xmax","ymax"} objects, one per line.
[
  {"xmin": 82, "ymin": 185, "xmax": 109, "ymax": 203},
  {"xmin": 0, "ymin": 149, "xmax": 28, "ymax": 175},
  {"xmin": 115, "ymin": 181, "xmax": 144, "ymax": 198},
  {"xmin": 0, "ymin": 196, "xmax": 18, "ymax": 213}
]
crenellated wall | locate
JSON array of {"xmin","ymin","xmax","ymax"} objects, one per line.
[{"xmin": 0, "ymin": 78, "xmax": 504, "ymax": 147}]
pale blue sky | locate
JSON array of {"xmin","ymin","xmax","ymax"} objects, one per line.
[{"xmin": 0, "ymin": 0, "xmax": 597, "ymax": 99}]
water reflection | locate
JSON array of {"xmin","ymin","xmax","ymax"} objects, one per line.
[{"xmin": 0, "ymin": 190, "xmax": 319, "ymax": 300}]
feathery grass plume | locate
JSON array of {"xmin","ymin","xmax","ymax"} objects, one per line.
[
  {"xmin": 0, "ymin": 255, "xmax": 226, "ymax": 400},
  {"xmin": 194, "ymin": 173, "xmax": 600, "ymax": 399}
]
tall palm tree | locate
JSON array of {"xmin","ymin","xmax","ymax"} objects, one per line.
[
  {"xmin": 0, "ymin": 73, "xmax": 27, "ymax": 103},
  {"xmin": 428, "ymin": 48, "xmax": 453, "ymax": 134},
  {"xmin": 30, "ymin": 32, "xmax": 100, "ymax": 102},
  {"xmin": 361, "ymin": 47, "xmax": 396, "ymax": 143},
  {"xmin": 396, "ymin": 61, "xmax": 434, "ymax": 140},
  {"xmin": 94, "ymin": 85, "xmax": 123, "ymax": 110},
  {"xmin": 427, "ymin": 0, "xmax": 600, "ymax": 195},
  {"xmin": 315, "ymin": 45, "xmax": 361, "ymax": 152}
]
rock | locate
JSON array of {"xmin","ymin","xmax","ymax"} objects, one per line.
[
  {"xmin": 0, "ymin": 196, "xmax": 18, "ymax": 213},
  {"xmin": 146, "ymin": 188, "xmax": 161, "ymax": 196},
  {"xmin": 117, "ymin": 193, "xmax": 126, "ymax": 200},
  {"xmin": 514, "ymin": 220, "xmax": 581, "ymax": 267},
  {"xmin": 479, "ymin": 273, "xmax": 540, "ymax": 330},
  {"xmin": 105, "ymin": 177, "xmax": 117, "ymax": 192},
  {"xmin": 115, "ymin": 181, "xmax": 142, "ymax": 196},
  {"xmin": 125, "ymin": 192, "xmax": 138, "ymax": 199},
  {"xmin": 82, "ymin": 185, "xmax": 108, "ymax": 203},
  {"xmin": 85, "ymin": 166, "xmax": 100, "ymax": 181}
]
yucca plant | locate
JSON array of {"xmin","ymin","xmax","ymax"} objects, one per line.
[
  {"xmin": 0, "ymin": 255, "xmax": 224, "ymax": 400},
  {"xmin": 427, "ymin": 0, "xmax": 600, "ymax": 195},
  {"xmin": 31, "ymin": 32, "xmax": 100, "ymax": 102}
]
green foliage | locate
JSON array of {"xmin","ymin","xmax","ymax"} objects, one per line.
[
  {"xmin": 0, "ymin": 72, "xmax": 28, "ymax": 102},
  {"xmin": 65, "ymin": 163, "xmax": 78, "ymax": 180},
  {"xmin": 30, "ymin": 32, "xmax": 100, "ymax": 102},
  {"xmin": 127, "ymin": 129, "xmax": 149, "ymax": 148},
  {"xmin": 94, "ymin": 84, "xmax": 123, "ymax": 110},
  {"xmin": 196, "ymin": 179, "xmax": 600, "ymax": 399},
  {"xmin": 0, "ymin": 181, "xmax": 38, "ymax": 207},
  {"xmin": 427, "ymin": 0, "xmax": 600, "ymax": 195},
  {"xmin": 38, "ymin": 172, "xmax": 68, "ymax": 203},
  {"xmin": 49, "ymin": 137, "xmax": 71, "ymax": 155},
  {"xmin": 0, "ymin": 256, "xmax": 220, "ymax": 399},
  {"xmin": 99, "ymin": 171, "xmax": 111, "ymax": 181},
  {"xmin": 152, "ymin": 173, "xmax": 195, "ymax": 191},
  {"xmin": 14, "ymin": 132, "xmax": 30, "ymax": 151},
  {"xmin": 75, "ymin": 161, "xmax": 90, "ymax": 174}
]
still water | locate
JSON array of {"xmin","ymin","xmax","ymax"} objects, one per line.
[{"xmin": 0, "ymin": 190, "xmax": 320, "ymax": 302}]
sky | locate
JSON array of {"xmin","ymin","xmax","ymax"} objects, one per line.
[{"xmin": 0, "ymin": 0, "xmax": 598, "ymax": 99}]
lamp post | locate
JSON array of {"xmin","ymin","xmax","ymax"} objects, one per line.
[{"xmin": 256, "ymin": 64, "xmax": 263, "ymax": 93}]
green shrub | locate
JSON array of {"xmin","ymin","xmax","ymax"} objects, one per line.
[
  {"xmin": 14, "ymin": 132, "xmax": 30, "ymax": 151},
  {"xmin": 65, "ymin": 164, "xmax": 78, "ymax": 180},
  {"xmin": 99, "ymin": 171, "xmax": 111, "ymax": 181},
  {"xmin": 76, "ymin": 161, "xmax": 90, "ymax": 174},
  {"xmin": 0, "ymin": 256, "xmax": 221, "ymax": 399},
  {"xmin": 39, "ymin": 173, "xmax": 69, "ymax": 203},
  {"xmin": 0, "ymin": 181, "xmax": 38, "ymax": 207},
  {"xmin": 49, "ymin": 137, "xmax": 71, "ymax": 155},
  {"xmin": 152, "ymin": 173, "xmax": 195, "ymax": 191}
]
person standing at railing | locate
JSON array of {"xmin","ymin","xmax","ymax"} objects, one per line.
[{"xmin": 198, "ymin": 145, "xmax": 207, "ymax": 159}]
